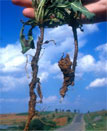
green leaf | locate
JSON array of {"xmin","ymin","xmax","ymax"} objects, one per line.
[
  {"xmin": 27, "ymin": 0, "xmax": 95, "ymax": 28},
  {"xmin": 31, "ymin": 0, "xmax": 95, "ymax": 28},
  {"xmin": 69, "ymin": 0, "xmax": 95, "ymax": 19},
  {"xmin": 20, "ymin": 25, "xmax": 35, "ymax": 54},
  {"xmin": 57, "ymin": 0, "xmax": 95, "ymax": 19}
]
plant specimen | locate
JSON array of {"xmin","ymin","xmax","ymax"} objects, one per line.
[{"xmin": 19, "ymin": 0, "xmax": 95, "ymax": 130}]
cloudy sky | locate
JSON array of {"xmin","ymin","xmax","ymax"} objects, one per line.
[{"xmin": 0, "ymin": 1, "xmax": 107, "ymax": 114}]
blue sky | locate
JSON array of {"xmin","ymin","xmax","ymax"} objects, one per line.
[{"xmin": 0, "ymin": 1, "xmax": 107, "ymax": 114}]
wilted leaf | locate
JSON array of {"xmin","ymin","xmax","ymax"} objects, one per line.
[{"xmin": 20, "ymin": 25, "xmax": 35, "ymax": 54}]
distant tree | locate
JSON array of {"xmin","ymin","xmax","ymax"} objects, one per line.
[
  {"xmin": 66, "ymin": 109, "xmax": 71, "ymax": 112},
  {"xmin": 88, "ymin": 110, "xmax": 90, "ymax": 114},
  {"xmin": 74, "ymin": 109, "xmax": 77, "ymax": 113},
  {"xmin": 55, "ymin": 109, "xmax": 58, "ymax": 113}
]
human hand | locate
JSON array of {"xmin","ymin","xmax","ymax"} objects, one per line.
[
  {"xmin": 82, "ymin": 0, "xmax": 107, "ymax": 23},
  {"xmin": 12, "ymin": 0, "xmax": 107, "ymax": 24}
]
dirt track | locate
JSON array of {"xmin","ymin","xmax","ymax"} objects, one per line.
[{"xmin": 55, "ymin": 114, "xmax": 85, "ymax": 131}]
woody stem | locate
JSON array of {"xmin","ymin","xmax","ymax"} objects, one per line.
[{"xmin": 24, "ymin": 27, "xmax": 44, "ymax": 131}]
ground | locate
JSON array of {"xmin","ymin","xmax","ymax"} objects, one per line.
[
  {"xmin": 0, "ymin": 111, "xmax": 74, "ymax": 130},
  {"xmin": 55, "ymin": 114, "xmax": 85, "ymax": 131},
  {"xmin": 0, "ymin": 110, "xmax": 107, "ymax": 130},
  {"xmin": 84, "ymin": 110, "xmax": 107, "ymax": 131}
]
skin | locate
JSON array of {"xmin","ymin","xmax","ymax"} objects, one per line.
[{"xmin": 12, "ymin": 0, "xmax": 107, "ymax": 23}]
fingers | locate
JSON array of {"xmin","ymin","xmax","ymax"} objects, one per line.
[
  {"xmin": 85, "ymin": 0, "xmax": 107, "ymax": 14},
  {"xmin": 12, "ymin": 0, "xmax": 35, "ymax": 18},
  {"xmin": 12, "ymin": 0, "xmax": 32, "ymax": 7},
  {"xmin": 82, "ymin": 0, "xmax": 99, "ymax": 5},
  {"xmin": 82, "ymin": 0, "xmax": 107, "ymax": 23},
  {"xmin": 23, "ymin": 8, "xmax": 35, "ymax": 18},
  {"xmin": 12, "ymin": 0, "xmax": 107, "ymax": 23}
]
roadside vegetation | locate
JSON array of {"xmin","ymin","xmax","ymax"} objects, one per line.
[
  {"xmin": 0, "ymin": 111, "xmax": 75, "ymax": 130},
  {"xmin": 84, "ymin": 110, "xmax": 107, "ymax": 131}
]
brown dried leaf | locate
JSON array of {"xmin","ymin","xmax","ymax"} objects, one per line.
[{"xmin": 36, "ymin": 79, "xmax": 43, "ymax": 103}]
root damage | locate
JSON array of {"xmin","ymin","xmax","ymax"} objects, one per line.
[{"xmin": 58, "ymin": 54, "xmax": 75, "ymax": 98}]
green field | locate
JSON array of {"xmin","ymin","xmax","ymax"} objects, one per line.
[
  {"xmin": 0, "ymin": 111, "xmax": 75, "ymax": 130},
  {"xmin": 84, "ymin": 110, "xmax": 107, "ymax": 131}
]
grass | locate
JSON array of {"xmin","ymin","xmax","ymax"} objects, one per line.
[
  {"xmin": 0, "ymin": 111, "xmax": 75, "ymax": 130},
  {"xmin": 16, "ymin": 112, "xmax": 28, "ymax": 116},
  {"xmin": 84, "ymin": 110, "xmax": 107, "ymax": 131}
]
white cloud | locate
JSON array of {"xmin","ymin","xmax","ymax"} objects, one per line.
[
  {"xmin": 39, "ymin": 72, "xmax": 49, "ymax": 82},
  {"xmin": 78, "ymin": 55, "xmax": 95, "ymax": 71},
  {"xmin": 53, "ymin": 73, "xmax": 63, "ymax": 80},
  {"xmin": 77, "ymin": 53, "xmax": 107, "ymax": 74},
  {"xmin": 0, "ymin": 76, "xmax": 27, "ymax": 92},
  {"xmin": 49, "ymin": 63, "xmax": 60, "ymax": 74},
  {"xmin": 86, "ymin": 78, "xmax": 107, "ymax": 89},
  {"xmin": 84, "ymin": 24, "xmax": 99, "ymax": 33},
  {"xmin": 77, "ymin": 24, "xmax": 99, "ymax": 37},
  {"xmin": 44, "ymin": 25, "xmax": 73, "ymax": 42},
  {"xmin": 94, "ymin": 60, "xmax": 107, "ymax": 73},
  {"xmin": 43, "ymin": 96, "xmax": 58, "ymax": 103},
  {"xmin": 27, "ymin": 61, "xmax": 60, "ymax": 82},
  {"xmin": 0, "ymin": 43, "xmax": 26, "ymax": 72},
  {"xmin": 0, "ymin": 98, "xmax": 29, "ymax": 103},
  {"xmin": 96, "ymin": 43, "xmax": 107, "ymax": 52},
  {"xmin": 38, "ymin": 60, "xmax": 61, "ymax": 81},
  {"xmin": 95, "ymin": 43, "xmax": 107, "ymax": 60}
]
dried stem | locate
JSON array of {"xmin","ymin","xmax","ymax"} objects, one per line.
[
  {"xmin": 72, "ymin": 26, "xmax": 78, "ymax": 72},
  {"xmin": 24, "ymin": 27, "xmax": 44, "ymax": 131}
]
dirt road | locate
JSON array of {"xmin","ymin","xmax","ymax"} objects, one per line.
[{"xmin": 55, "ymin": 114, "xmax": 85, "ymax": 131}]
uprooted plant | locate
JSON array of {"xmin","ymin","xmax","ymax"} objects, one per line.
[{"xmin": 19, "ymin": 0, "xmax": 95, "ymax": 130}]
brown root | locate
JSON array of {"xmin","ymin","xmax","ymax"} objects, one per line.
[
  {"xmin": 58, "ymin": 54, "xmax": 75, "ymax": 98},
  {"xmin": 24, "ymin": 27, "xmax": 44, "ymax": 131},
  {"xmin": 58, "ymin": 27, "xmax": 78, "ymax": 99}
]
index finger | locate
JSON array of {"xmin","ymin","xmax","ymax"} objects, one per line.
[{"xmin": 12, "ymin": 0, "xmax": 32, "ymax": 7}]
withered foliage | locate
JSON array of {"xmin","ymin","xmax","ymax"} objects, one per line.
[
  {"xmin": 58, "ymin": 54, "xmax": 75, "ymax": 98},
  {"xmin": 36, "ymin": 78, "xmax": 43, "ymax": 103}
]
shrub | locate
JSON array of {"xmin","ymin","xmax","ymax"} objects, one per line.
[
  {"xmin": 29, "ymin": 119, "xmax": 44, "ymax": 130},
  {"xmin": 29, "ymin": 117, "xmax": 56, "ymax": 130}
]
